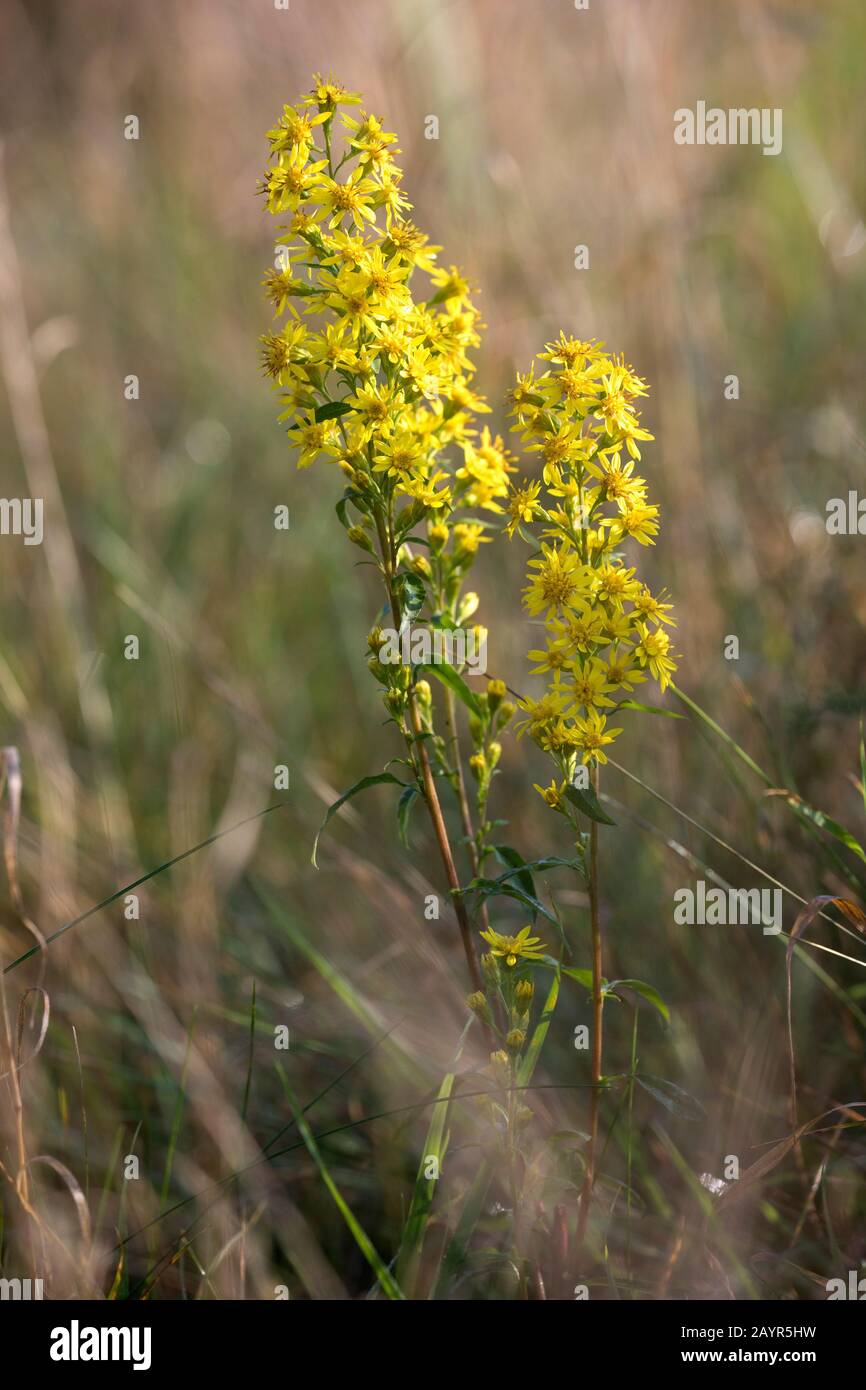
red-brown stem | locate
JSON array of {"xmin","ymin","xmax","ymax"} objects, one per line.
[
  {"xmin": 374, "ymin": 506, "xmax": 487, "ymax": 1010},
  {"xmin": 576, "ymin": 763, "xmax": 603, "ymax": 1248}
]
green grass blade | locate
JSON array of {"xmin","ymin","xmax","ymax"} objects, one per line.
[
  {"xmin": 281, "ymin": 1077, "xmax": 405, "ymax": 1301},
  {"xmin": 434, "ymin": 1156, "xmax": 493, "ymax": 1298},
  {"xmin": 396, "ymin": 1023, "xmax": 470, "ymax": 1294},
  {"xmin": 517, "ymin": 967, "xmax": 560, "ymax": 1087},
  {"xmin": 253, "ymin": 879, "xmax": 420, "ymax": 1085}
]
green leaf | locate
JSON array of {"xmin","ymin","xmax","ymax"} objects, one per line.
[
  {"xmin": 396, "ymin": 784, "xmax": 421, "ymax": 849},
  {"xmin": 517, "ymin": 967, "xmax": 560, "ymax": 1086},
  {"xmin": 312, "ymin": 773, "xmax": 405, "ymax": 866},
  {"xmin": 491, "ymin": 845, "xmax": 537, "ymax": 901},
  {"xmin": 281, "ymin": 1080, "xmax": 404, "ymax": 1300},
  {"xmin": 397, "ymin": 1026, "xmax": 469, "ymax": 1296},
  {"xmin": 671, "ymin": 682, "xmax": 770, "ymax": 785},
  {"xmin": 605, "ymin": 978, "xmax": 670, "ymax": 1024},
  {"xmin": 418, "ymin": 660, "xmax": 484, "ymax": 718},
  {"xmin": 614, "ymin": 700, "xmax": 685, "ymax": 719},
  {"xmin": 314, "ymin": 399, "xmax": 353, "ymax": 422},
  {"xmin": 565, "ymin": 782, "xmax": 616, "ymax": 826},
  {"xmin": 435, "ymin": 1158, "xmax": 493, "ymax": 1295},
  {"xmin": 783, "ymin": 794, "xmax": 866, "ymax": 868},
  {"xmin": 558, "ymin": 964, "xmax": 595, "ymax": 990},
  {"xmin": 636, "ymin": 1074, "xmax": 704, "ymax": 1120},
  {"xmin": 335, "ymin": 491, "xmax": 367, "ymax": 528},
  {"xmin": 464, "ymin": 876, "xmax": 558, "ymax": 925},
  {"xmin": 396, "ymin": 571, "xmax": 426, "ymax": 625}
]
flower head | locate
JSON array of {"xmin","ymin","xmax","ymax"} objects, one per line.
[{"xmin": 479, "ymin": 925, "xmax": 547, "ymax": 968}]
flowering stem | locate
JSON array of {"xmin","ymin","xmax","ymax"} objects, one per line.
[
  {"xmin": 577, "ymin": 763, "xmax": 603, "ymax": 1248},
  {"xmin": 373, "ymin": 503, "xmax": 486, "ymax": 1007}
]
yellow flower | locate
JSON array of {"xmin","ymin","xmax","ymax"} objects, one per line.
[
  {"xmin": 569, "ymin": 658, "xmax": 616, "ymax": 712},
  {"xmin": 286, "ymin": 414, "xmax": 339, "ymax": 469},
  {"xmin": 573, "ymin": 709, "xmax": 623, "ymax": 766},
  {"xmin": 311, "ymin": 171, "xmax": 379, "ymax": 230},
  {"xmin": 266, "ymin": 105, "xmax": 327, "ymax": 157},
  {"xmin": 401, "ymin": 470, "xmax": 452, "ymax": 509},
  {"xmin": 604, "ymin": 648, "xmax": 647, "ymax": 692},
  {"xmin": 479, "ymin": 925, "xmax": 547, "ymax": 968},
  {"xmin": 304, "ymin": 73, "xmax": 362, "ymax": 112},
  {"xmin": 633, "ymin": 623, "xmax": 677, "ymax": 689},
  {"xmin": 341, "ymin": 111, "xmax": 400, "ymax": 168},
  {"xmin": 506, "ymin": 480, "xmax": 542, "ymax": 537},
  {"xmin": 631, "ymin": 585, "xmax": 676, "ymax": 627},
  {"xmin": 513, "ymin": 688, "xmax": 568, "ymax": 738},
  {"xmin": 259, "ymin": 323, "xmax": 309, "ymax": 382},
  {"xmin": 605, "ymin": 500, "xmax": 660, "ymax": 547},
  {"xmin": 372, "ymin": 430, "xmax": 427, "ymax": 478},
  {"xmin": 452, "ymin": 522, "xmax": 488, "ymax": 555},
  {"xmin": 534, "ymin": 778, "xmax": 565, "ymax": 810},
  {"xmin": 592, "ymin": 562, "xmax": 640, "ymax": 609},
  {"xmin": 547, "ymin": 605, "xmax": 608, "ymax": 655},
  {"xmin": 523, "ymin": 545, "xmax": 592, "ymax": 617}
]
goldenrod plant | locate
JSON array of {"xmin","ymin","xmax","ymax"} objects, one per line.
[
  {"xmin": 259, "ymin": 75, "xmax": 515, "ymax": 1004},
  {"xmin": 505, "ymin": 336, "xmax": 679, "ymax": 1232}
]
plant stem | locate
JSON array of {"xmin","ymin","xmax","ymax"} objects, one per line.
[
  {"xmin": 577, "ymin": 763, "xmax": 603, "ymax": 1247},
  {"xmin": 373, "ymin": 505, "xmax": 486, "ymax": 1006}
]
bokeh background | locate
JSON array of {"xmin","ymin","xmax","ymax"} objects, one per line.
[{"xmin": 0, "ymin": 0, "xmax": 865, "ymax": 1299}]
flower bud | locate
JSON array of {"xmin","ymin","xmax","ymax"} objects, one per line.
[
  {"xmin": 456, "ymin": 591, "xmax": 479, "ymax": 623},
  {"xmin": 481, "ymin": 951, "xmax": 500, "ymax": 984},
  {"xmin": 467, "ymin": 991, "xmax": 492, "ymax": 1025},
  {"xmin": 489, "ymin": 1050, "xmax": 511, "ymax": 1086},
  {"xmin": 515, "ymin": 979, "xmax": 534, "ymax": 1014},
  {"xmin": 411, "ymin": 555, "xmax": 432, "ymax": 579},
  {"xmin": 385, "ymin": 687, "xmax": 407, "ymax": 717},
  {"xmin": 347, "ymin": 525, "xmax": 373, "ymax": 553},
  {"xmin": 505, "ymin": 1028, "xmax": 526, "ymax": 1055},
  {"xmin": 487, "ymin": 678, "xmax": 507, "ymax": 713},
  {"xmin": 497, "ymin": 700, "xmax": 516, "ymax": 728}
]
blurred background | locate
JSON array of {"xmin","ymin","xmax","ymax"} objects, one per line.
[{"xmin": 0, "ymin": 0, "xmax": 865, "ymax": 1299}]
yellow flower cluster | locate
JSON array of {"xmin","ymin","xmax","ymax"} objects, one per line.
[
  {"xmin": 507, "ymin": 336, "xmax": 678, "ymax": 773},
  {"xmin": 259, "ymin": 75, "xmax": 513, "ymax": 529}
]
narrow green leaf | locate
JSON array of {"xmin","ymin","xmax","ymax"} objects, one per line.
[
  {"xmin": 311, "ymin": 772, "xmax": 405, "ymax": 866},
  {"xmin": 565, "ymin": 782, "xmax": 616, "ymax": 826},
  {"xmin": 282, "ymin": 1081, "xmax": 405, "ymax": 1300},
  {"xmin": 558, "ymin": 964, "xmax": 595, "ymax": 990},
  {"xmin": 614, "ymin": 700, "xmax": 685, "ymax": 719},
  {"xmin": 636, "ymin": 1074, "xmax": 704, "ymax": 1120},
  {"xmin": 491, "ymin": 845, "xmax": 537, "ymax": 901},
  {"xmin": 517, "ymin": 967, "xmax": 560, "ymax": 1086},
  {"xmin": 419, "ymin": 661, "xmax": 483, "ymax": 718},
  {"xmin": 397, "ymin": 1026, "xmax": 469, "ymax": 1295},
  {"xmin": 314, "ymin": 399, "xmax": 353, "ymax": 422},
  {"xmin": 605, "ymin": 978, "xmax": 670, "ymax": 1024},
  {"xmin": 670, "ymin": 682, "xmax": 770, "ymax": 785},
  {"xmin": 397, "ymin": 571, "xmax": 426, "ymax": 624},
  {"xmin": 783, "ymin": 794, "xmax": 866, "ymax": 868},
  {"xmin": 396, "ymin": 784, "xmax": 421, "ymax": 849},
  {"xmin": 435, "ymin": 1158, "xmax": 493, "ymax": 1296},
  {"xmin": 464, "ymin": 876, "xmax": 558, "ymax": 925}
]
